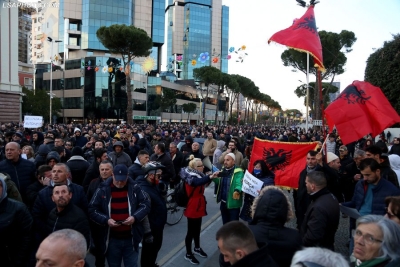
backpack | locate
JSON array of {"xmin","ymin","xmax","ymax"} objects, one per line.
[{"xmin": 174, "ymin": 180, "xmax": 195, "ymax": 207}]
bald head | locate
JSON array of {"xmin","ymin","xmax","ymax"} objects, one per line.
[{"xmin": 5, "ymin": 142, "xmax": 21, "ymax": 162}]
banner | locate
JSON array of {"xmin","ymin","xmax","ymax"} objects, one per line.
[
  {"xmin": 248, "ymin": 138, "xmax": 318, "ymax": 189},
  {"xmin": 242, "ymin": 170, "xmax": 264, "ymax": 197},
  {"xmin": 24, "ymin": 115, "xmax": 43, "ymax": 128}
]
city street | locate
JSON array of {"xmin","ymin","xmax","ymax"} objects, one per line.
[{"xmin": 87, "ymin": 183, "xmax": 350, "ymax": 266}]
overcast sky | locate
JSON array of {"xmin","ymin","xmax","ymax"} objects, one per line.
[{"xmin": 224, "ymin": 0, "xmax": 400, "ymax": 113}]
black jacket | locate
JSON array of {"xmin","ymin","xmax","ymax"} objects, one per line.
[
  {"xmin": 66, "ymin": 155, "xmax": 90, "ymax": 186},
  {"xmin": 380, "ymin": 160, "xmax": 400, "ymax": 188},
  {"xmin": 230, "ymin": 245, "xmax": 278, "ymax": 267},
  {"xmin": 25, "ymin": 180, "xmax": 46, "ymax": 210},
  {"xmin": 32, "ymin": 181, "xmax": 88, "ymax": 237},
  {"xmin": 136, "ymin": 176, "xmax": 167, "ymax": 228},
  {"xmin": 128, "ymin": 160, "xmax": 145, "ymax": 180},
  {"xmin": 82, "ymin": 160, "xmax": 100, "ymax": 193},
  {"xmin": 0, "ymin": 157, "xmax": 36, "ymax": 201},
  {"xmin": 249, "ymin": 189, "xmax": 302, "ymax": 267},
  {"xmin": 0, "ymin": 197, "xmax": 33, "ymax": 267},
  {"xmin": 300, "ymin": 187, "xmax": 340, "ymax": 250},
  {"xmin": 149, "ymin": 153, "xmax": 175, "ymax": 183},
  {"xmin": 172, "ymin": 150, "xmax": 184, "ymax": 181},
  {"xmin": 87, "ymin": 177, "xmax": 106, "ymax": 202},
  {"xmin": 46, "ymin": 202, "xmax": 90, "ymax": 248},
  {"xmin": 389, "ymin": 143, "xmax": 400, "ymax": 156}
]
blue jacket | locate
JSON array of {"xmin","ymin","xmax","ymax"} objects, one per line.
[
  {"xmin": 128, "ymin": 160, "xmax": 145, "ymax": 180},
  {"xmin": 0, "ymin": 157, "xmax": 36, "ymax": 201},
  {"xmin": 88, "ymin": 177, "xmax": 150, "ymax": 253},
  {"xmin": 342, "ymin": 178, "xmax": 400, "ymax": 215}
]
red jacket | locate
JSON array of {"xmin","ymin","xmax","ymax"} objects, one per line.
[{"xmin": 184, "ymin": 183, "xmax": 207, "ymax": 218}]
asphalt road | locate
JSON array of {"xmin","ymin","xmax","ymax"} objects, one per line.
[{"xmin": 86, "ymin": 185, "xmax": 351, "ymax": 266}]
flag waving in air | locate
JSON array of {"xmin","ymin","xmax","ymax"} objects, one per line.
[
  {"xmin": 325, "ymin": 81, "xmax": 400, "ymax": 145},
  {"xmin": 248, "ymin": 138, "xmax": 318, "ymax": 189},
  {"xmin": 268, "ymin": 5, "xmax": 325, "ymax": 71}
]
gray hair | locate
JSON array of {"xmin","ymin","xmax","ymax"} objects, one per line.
[
  {"xmin": 54, "ymin": 163, "xmax": 71, "ymax": 174},
  {"xmin": 354, "ymin": 150, "xmax": 366, "ymax": 158},
  {"xmin": 291, "ymin": 247, "xmax": 349, "ymax": 267},
  {"xmin": 356, "ymin": 215, "xmax": 400, "ymax": 261},
  {"xmin": 45, "ymin": 229, "xmax": 87, "ymax": 260}
]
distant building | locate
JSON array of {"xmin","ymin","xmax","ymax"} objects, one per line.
[
  {"xmin": 0, "ymin": 5, "xmax": 21, "ymax": 122},
  {"xmin": 165, "ymin": 0, "xmax": 229, "ymax": 79}
]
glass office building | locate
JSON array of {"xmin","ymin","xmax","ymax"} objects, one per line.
[{"xmin": 166, "ymin": 0, "xmax": 229, "ymax": 79}]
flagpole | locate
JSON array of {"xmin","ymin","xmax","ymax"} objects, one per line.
[{"xmin": 306, "ymin": 52, "xmax": 310, "ymax": 131}]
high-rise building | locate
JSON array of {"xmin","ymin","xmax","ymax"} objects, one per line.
[
  {"xmin": 165, "ymin": 0, "xmax": 229, "ymax": 79},
  {"xmin": 0, "ymin": 4, "xmax": 21, "ymax": 122}
]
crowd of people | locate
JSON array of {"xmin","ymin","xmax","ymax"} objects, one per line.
[{"xmin": 0, "ymin": 121, "xmax": 400, "ymax": 267}]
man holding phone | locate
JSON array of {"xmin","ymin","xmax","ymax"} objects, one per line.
[{"xmin": 89, "ymin": 164, "xmax": 150, "ymax": 267}]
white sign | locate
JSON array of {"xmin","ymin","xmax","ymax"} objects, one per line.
[
  {"xmin": 242, "ymin": 170, "xmax": 264, "ymax": 198},
  {"xmin": 24, "ymin": 115, "xmax": 43, "ymax": 128},
  {"xmin": 313, "ymin": 120, "xmax": 323, "ymax": 126}
]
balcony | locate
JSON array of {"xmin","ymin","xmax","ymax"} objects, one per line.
[
  {"xmin": 67, "ymin": 29, "xmax": 81, "ymax": 35},
  {"xmin": 67, "ymin": 44, "xmax": 80, "ymax": 50}
]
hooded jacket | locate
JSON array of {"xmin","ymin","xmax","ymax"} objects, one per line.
[
  {"xmin": 213, "ymin": 140, "xmax": 225, "ymax": 170},
  {"xmin": 0, "ymin": 178, "xmax": 33, "ymax": 267},
  {"xmin": 108, "ymin": 141, "xmax": 132, "ymax": 167},
  {"xmin": 46, "ymin": 151, "xmax": 60, "ymax": 164},
  {"xmin": 248, "ymin": 187, "xmax": 302, "ymax": 267},
  {"xmin": 31, "ymin": 131, "xmax": 44, "ymax": 154},
  {"xmin": 66, "ymin": 154, "xmax": 90, "ymax": 186},
  {"xmin": 388, "ymin": 154, "xmax": 400, "ymax": 185},
  {"xmin": 34, "ymin": 144, "xmax": 51, "ymax": 168}
]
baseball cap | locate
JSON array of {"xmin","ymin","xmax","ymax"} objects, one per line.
[{"xmin": 113, "ymin": 164, "xmax": 128, "ymax": 181}]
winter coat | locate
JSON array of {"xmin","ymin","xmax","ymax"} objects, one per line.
[
  {"xmin": 213, "ymin": 167, "xmax": 244, "ymax": 209},
  {"xmin": 171, "ymin": 150, "xmax": 184, "ymax": 180},
  {"xmin": 180, "ymin": 167, "xmax": 211, "ymax": 218},
  {"xmin": 249, "ymin": 187, "xmax": 301, "ymax": 267},
  {"xmin": 388, "ymin": 154, "xmax": 400, "ymax": 186},
  {"xmin": 87, "ymin": 177, "xmax": 106, "ymax": 203},
  {"xmin": 230, "ymin": 245, "xmax": 278, "ymax": 267},
  {"xmin": 240, "ymin": 172, "xmax": 274, "ymax": 222},
  {"xmin": 31, "ymin": 132, "xmax": 44, "ymax": 154},
  {"xmin": 128, "ymin": 159, "xmax": 145, "ymax": 180},
  {"xmin": 0, "ymin": 157, "xmax": 36, "ymax": 201},
  {"xmin": 34, "ymin": 144, "xmax": 51, "ymax": 168},
  {"xmin": 342, "ymin": 178, "xmax": 400, "ymax": 215},
  {"xmin": 213, "ymin": 140, "xmax": 225, "ymax": 170},
  {"xmin": 202, "ymin": 138, "xmax": 217, "ymax": 157},
  {"xmin": 88, "ymin": 177, "xmax": 150, "ymax": 253},
  {"xmin": 66, "ymin": 155, "xmax": 90, "ymax": 186},
  {"xmin": 300, "ymin": 187, "xmax": 340, "ymax": 250},
  {"xmin": 0, "ymin": 196, "xmax": 33, "ymax": 267},
  {"xmin": 46, "ymin": 202, "xmax": 90, "ymax": 247},
  {"xmin": 389, "ymin": 143, "xmax": 400, "ymax": 156},
  {"xmin": 136, "ymin": 176, "xmax": 167, "ymax": 228},
  {"xmin": 32, "ymin": 180, "xmax": 88, "ymax": 237},
  {"xmin": 380, "ymin": 160, "xmax": 400, "ymax": 188},
  {"xmin": 150, "ymin": 152, "xmax": 175, "ymax": 183},
  {"xmin": 25, "ymin": 180, "xmax": 46, "ymax": 210},
  {"xmin": 109, "ymin": 142, "xmax": 132, "ymax": 167},
  {"xmin": 82, "ymin": 160, "xmax": 100, "ymax": 193}
]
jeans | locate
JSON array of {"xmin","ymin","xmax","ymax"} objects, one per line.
[
  {"xmin": 106, "ymin": 237, "xmax": 138, "ymax": 267},
  {"xmin": 220, "ymin": 201, "xmax": 240, "ymax": 225},
  {"xmin": 185, "ymin": 217, "xmax": 202, "ymax": 254}
]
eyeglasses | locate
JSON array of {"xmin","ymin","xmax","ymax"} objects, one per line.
[
  {"xmin": 196, "ymin": 165, "xmax": 204, "ymax": 168},
  {"xmin": 385, "ymin": 207, "xmax": 400, "ymax": 220},
  {"xmin": 352, "ymin": 229, "xmax": 383, "ymax": 245}
]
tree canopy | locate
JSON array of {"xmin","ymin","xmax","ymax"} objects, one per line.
[
  {"xmin": 96, "ymin": 24, "xmax": 153, "ymax": 124},
  {"xmin": 22, "ymin": 87, "xmax": 61, "ymax": 122},
  {"xmin": 365, "ymin": 34, "xmax": 400, "ymax": 114}
]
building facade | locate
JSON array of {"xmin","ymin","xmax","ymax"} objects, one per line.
[
  {"xmin": 165, "ymin": 0, "xmax": 229, "ymax": 79},
  {"xmin": 0, "ymin": 4, "xmax": 21, "ymax": 122}
]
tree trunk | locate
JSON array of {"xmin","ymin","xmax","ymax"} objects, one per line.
[
  {"xmin": 126, "ymin": 71, "xmax": 133, "ymax": 124},
  {"xmin": 214, "ymin": 92, "xmax": 219, "ymax": 125}
]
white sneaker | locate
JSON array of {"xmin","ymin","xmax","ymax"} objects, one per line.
[{"xmin": 139, "ymin": 242, "xmax": 142, "ymax": 248}]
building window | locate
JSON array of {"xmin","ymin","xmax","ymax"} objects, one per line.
[{"xmin": 24, "ymin": 77, "xmax": 32, "ymax": 86}]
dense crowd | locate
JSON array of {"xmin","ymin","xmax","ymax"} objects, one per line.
[{"xmin": 0, "ymin": 121, "xmax": 400, "ymax": 267}]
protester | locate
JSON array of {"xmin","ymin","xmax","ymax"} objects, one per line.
[
  {"xmin": 291, "ymin": 247, "xmax": 349, "ymax": 267},
  {"xmin": 385, "ymin": 196, "xmax": 400, "ymax": 225},
  {"xmin": 351, "ymin": 215, "xmax": 400, "ymax": 267},
  {"xmin": 239, "ymin": 160, "xmax": 275, "ymax": 222}
]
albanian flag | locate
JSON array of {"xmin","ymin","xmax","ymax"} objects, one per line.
[
  {"xmin": 325, "ymin": 81, "xmax": 400, "ymax": 145},
  {"xmin": 248, "ymin": 138, "xmax": 318, "ymax": 189},
  {"xmin": 268, "ymin": 5, "xmax": 325, "ymax": 71}
]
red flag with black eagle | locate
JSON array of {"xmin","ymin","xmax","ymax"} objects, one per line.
[
  {"xmin": 248, "ymin": 138, "xmax": 318, "ymax": 189},
  {"xmin": 325, "ymin": 80, "xmax": 400, "ymax": 145},
  {"xmin": 268, "ymin": 5, "xmax": 325, "ymax": 71}
]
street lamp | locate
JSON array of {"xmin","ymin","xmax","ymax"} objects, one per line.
[{"xmin": 47, "ymin": 37, "xmax": 62, "ymax": 125}]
